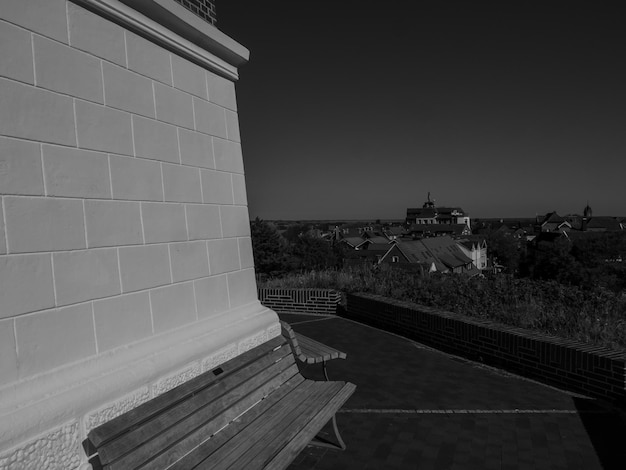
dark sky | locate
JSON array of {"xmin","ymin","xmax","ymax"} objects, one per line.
[{"xmin": 218, "ymin": 1, "xmax": 626, "ymax": 220}]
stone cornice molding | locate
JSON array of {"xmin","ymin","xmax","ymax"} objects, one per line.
[{"xmin": 70, "ymin": 0, "xmax": 249, "ymax": 80}]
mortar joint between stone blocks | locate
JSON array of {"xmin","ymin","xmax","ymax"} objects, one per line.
[{"xmin": 2, "ymin": 196, "xmax": 8, "ymax": 253}]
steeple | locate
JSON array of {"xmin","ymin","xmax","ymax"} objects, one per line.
[
  {"xmin": 583, "ymin": 201, "xmax": 592, "ymax": 219},
  {"xmin": 423, "ymin": 192, "xmax": 435, "ymax": 209}
]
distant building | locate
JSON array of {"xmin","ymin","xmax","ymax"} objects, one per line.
[
  {"xmin": 344, "ymin": 235, "xmax": 480, "ymax": 276},
  {"xmin": 383, "ymin": 226, "xmax": 407, "ymax": 240},
  {"xmin": 406, "ymin": 193, "xmax": 470, "ymax": 230},
  {"xmin": 585, "ymin": 216, "xmax": 623, "ymax": 232},
  {"xmin": 333, "ymin": 222, "xmax": 375, "ymax": 239},
  {"xmin": 457, "ymin": 237, "xmax": 488, "ymax": 270},
  {"xmin": 407, "ymin": 223, "xmax": 471, "ymax": 238},
  {"xmin": 537, "ymin": 212, "xmax": 572, "ymax": 233},
  {"xmin": 535, "ymin": 204, "xmax": 624, "ymax": 233}
]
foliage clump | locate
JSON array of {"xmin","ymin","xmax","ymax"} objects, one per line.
[
  {"xmin": 250, "ymin": 218, "xmax": 344, "ymax": 279},
  {"xmin": 259, "ymin": 266, "xmax": 626, "ymax": 351}
]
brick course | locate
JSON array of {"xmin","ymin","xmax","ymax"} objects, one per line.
[
  {"xmin": 258, "ymin": 288, "xmax": 342, "ymax": 315},
  {"xmin": 345, "ymin": 293, "xmax": 626, "ymax": 405},
  {"xmin": 172, "ymin": 0, "xmax": 217, "ymax": 26}
]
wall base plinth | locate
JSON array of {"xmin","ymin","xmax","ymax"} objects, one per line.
[{"xmin": 0, "ymin": 302, "xmax": 279, "ymax": 469}]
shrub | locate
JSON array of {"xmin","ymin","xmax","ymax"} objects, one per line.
[{"xmin": 259, "ymin": 267, "xmax": 626, "ymax": 350}]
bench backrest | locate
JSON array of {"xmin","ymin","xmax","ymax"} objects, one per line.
[
  {"xmin": 280, "ymin": 321, "xmax": 303, "ymax": 357},
  {"xmin": 280, "ymin": 320, "xmax": 346, "ymax": 365},
  {"xmin": 87, "ymin": 335, "xmax": 299, "ymax": 470}
]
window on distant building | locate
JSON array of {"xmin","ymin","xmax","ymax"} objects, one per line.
[{"xmin": 391, "ymin": 256, "xmax": 400, "ymax": 263}]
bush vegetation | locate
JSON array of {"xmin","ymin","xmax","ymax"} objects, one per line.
[{"xmin": 259, "ymin": 266, "xmax": 626, "ymax": 351}]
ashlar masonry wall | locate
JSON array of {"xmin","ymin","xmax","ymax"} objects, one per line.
[{"xmin": 0, "ymin": 1, "xmax": 278, "ymax": 468}]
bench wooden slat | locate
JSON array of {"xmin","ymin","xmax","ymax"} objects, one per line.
[
  {"xmin": 98, "ymin": 344, "xmax": 294, "ymax": 467},
  {"xmin": 297, "ymin": 335, "xmax": 345, "ymax": 364},
  {"xmin": 226, "ymin": 382, "xmax": 346, "ymax": 470},
  {"xmin": 89, "ymin": 336, "xmax": 287, "ymax": 447},
  {"xmin": 104, "ymin": 356, "xmax": 299, "ymax": 469},
  {"xmin": 203, "ymin": 381, "xmax": 329, "ymax": 470},
  {"xmin": 133, "ymin": 365, "xmax": 303, "ymax": 470},
  {"xmin": 166, "ymin": 374, "xmax": 307, "ymax": 470},
  {"xmin": 263, "ymin": 382, "xmax": 356, "ymax": 470},
  {"xmin": 280, "ymin": 322, "xmax": 302, "ymax": 356}
]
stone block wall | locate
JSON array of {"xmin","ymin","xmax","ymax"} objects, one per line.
[
  {"xmin": 258, "ymin": 288, "xmax": 342, "ymax": 315},
  {"xmin": 0, "ymin": 1, "xmax": 276, "ymax": 467},
  {"xmin": 346, "ymin": 293, "xmax": 626, "ymax": 405}
]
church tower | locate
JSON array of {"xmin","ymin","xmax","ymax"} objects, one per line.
[{"xmin": 423, "ymin": 192, "xmax": 436, "ymax": 209}]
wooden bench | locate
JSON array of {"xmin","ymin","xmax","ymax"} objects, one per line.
[
  {"xmin": 86, "ymin": 334, "xmax": 356, "ymax": 470},
  {"xmin": 280, "ymin": 321, "xmax": 346, "ymax": 381}
]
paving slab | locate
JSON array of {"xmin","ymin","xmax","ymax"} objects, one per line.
[{"xmin": 279, "ymin": 313, "xmax": 626, "ymax": 470}]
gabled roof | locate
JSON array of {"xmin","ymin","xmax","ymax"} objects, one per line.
[
  {"xmin": 395, "ymin": 240, "xmax": 446, "ymax": 271},
  {"xmin": 420, "ymin": 237, "xmax": 474, "ymax": 268},
  {"xmin": 394, "ymin": 236, "xmax": 472, "ymax": 272},
  {"xmin": 340, "ymin": 237, "xmax": 369, "ymax": 248},
  {"xmin": 585, "ymin": 217, "xmax": 623, "ymax": 231},
  {"xmin": 344, "ymin": 243, "xmax": 398, "ymax": 264},
  {"xmin": 366, "ymin": 236, "xmax": 393, "ymax": 244},
  {"xmin": 540, "ymin": 212, "xmax": 565, "ymax": 224},
  {"xmin": 541, "ymin": 220, "xmax": 571, "ymax": 232},
  {"xmin": 385, "ymin": 226, "xmax": 406, "ymax": 236},
  {"xmin": 356, "ymin": 243, "xmax": 393, "ymax": 254},
  {"xmin": 457, "ymin": 238, "xmax": 486, "ymax": 250},
  {"xmin": 406, "ymin": 208, "xmax": 438, "ymax": 218}
]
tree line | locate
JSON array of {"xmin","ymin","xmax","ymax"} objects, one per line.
[
  {"xmin": 250, "ymin": 218, "xmax": 346, "ymax": 279},
  {"xmin": 485, "ymin": 229, "xmax": 626, "ymax": 293}
]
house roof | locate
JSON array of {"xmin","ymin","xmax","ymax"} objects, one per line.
[
  {"xmin": 541, "ymin": 212, "xmax": 565, "ymax": 224},
  {"xmin": 542, "ymin": 220, "xmax": 571, "ymax": 232},
  {"xmin": 406, "ymin": 208, "xmax": 438, "ymax": 219},
  {"xmin": 344, "ymin": 243, "xmax": 395, "ymax": 262},
  {"xmin": 420, "ymin": 237, "xmax": 474, "ymax": 268},
  {"xmin": 340, "ymin": 237, "xmax": 369, "ymax": 248},
  {"xmin": 437, "ymin": 207, "xmax": 466, "ymax": 215},
  {"xmin": 396, "ymin": 241, "xmax": 447, "ymax": 271},
  {"xmin": 408, "ymin": 224, "xmax": 469, "ymax": 235},
  {"xmin": 457, "ymin": 238, "xmax": 486, "ymax": 250},
  {"xmin": 585, "ymin": 217, "xmax": 622, "ymax": 231},
  {"xmin": 367, "ymin": 243, "xmax": 395, "ymax": 251},
  {"xmin": 365, "ymin": 236, "xmax": 392, "ymax": 244}
]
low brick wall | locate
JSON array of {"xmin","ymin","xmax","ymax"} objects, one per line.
[
  {"xmin": 345, "ymin": 293, "xmax": 626, "ymax": 405},
  {"xmin": 258, "ymin": 288, "xmax": 341, "ymax": 315}
]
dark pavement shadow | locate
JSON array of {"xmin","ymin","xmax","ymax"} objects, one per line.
[{"xmin": 573, "ymin": 397, "xmax": 626, "ymax": 469}]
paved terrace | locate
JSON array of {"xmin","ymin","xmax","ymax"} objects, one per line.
[{"xmin": 279, "ymin": 313, "xmax": 626, "ymax": 470}]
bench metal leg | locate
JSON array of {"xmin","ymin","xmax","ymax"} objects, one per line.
[
  {"xmin": 322, "ymin": 360, "xmax": 330, "ymax": 381},
  {"xmin": 310, "ymin": 361, "xmax": 347, "ymax": 450},
  {"xmin": 310, "ymin": 414, "xmax": 347, "ymax": 451}
]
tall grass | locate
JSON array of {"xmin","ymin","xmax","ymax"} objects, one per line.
[{"xmin": 259, "ymin": 267, "xmax": 626, "ymax": 350}]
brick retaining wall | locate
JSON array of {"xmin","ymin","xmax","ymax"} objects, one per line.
[
  {"xmin": 345, "ymin": 293, "xmax": 626, "ymax": 405},
  {"xmin": 258, "ymin": 288, "xmax": 341, "ymax": 315}
]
